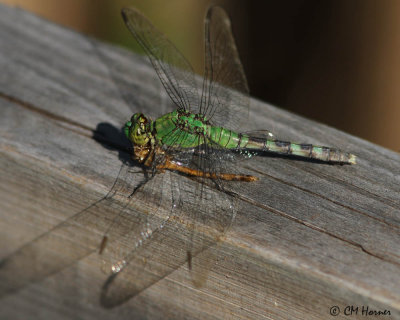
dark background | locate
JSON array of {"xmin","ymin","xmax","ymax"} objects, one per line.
[{"xmin": 4, "ymin": 0, "xmax": 400, "ymax": 151}]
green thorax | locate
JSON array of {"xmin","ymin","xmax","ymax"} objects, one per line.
[{"xmin": 153, "ymin": 110, "xmax": 209, "ymax": 148}]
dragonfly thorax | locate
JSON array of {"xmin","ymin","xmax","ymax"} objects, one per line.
[{"xmin": 177, "ymin": 111, "xmax": 208, "ymax": 135}]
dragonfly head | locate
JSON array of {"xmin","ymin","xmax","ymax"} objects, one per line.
[{"xmin": 124, "ymin": 113, "xmax": 151, "ymax": 146}]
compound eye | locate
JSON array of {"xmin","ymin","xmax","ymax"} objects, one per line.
[{"xmin": 125, "ymin": 121, "xmax": 132, "ymax": 128}]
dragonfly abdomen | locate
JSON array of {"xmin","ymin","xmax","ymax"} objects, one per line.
[
  {"xmin": 246, "ymin": 136, "xmax": 356, "ymax": 164},
  {"xmin": 209, "ymin": 126, "xmax": 356, "ymax": 164}
]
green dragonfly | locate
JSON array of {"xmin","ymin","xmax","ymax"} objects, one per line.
[
  {"xmin": 0, "ymin": 6, "xmax": 355, "ymax": 308},
  {"xmin": 102, "ymin": 6, "xmax": 355, "ymax": 302}
]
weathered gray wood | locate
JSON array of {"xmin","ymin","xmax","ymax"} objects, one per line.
[{"xmin": 1, "ymin": 3, "xmax": 399, "ymax": 319}]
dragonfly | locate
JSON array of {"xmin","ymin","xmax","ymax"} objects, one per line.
[{"xmin": 0, "ymin": 6, "xmax": 356, "ymax": 308}]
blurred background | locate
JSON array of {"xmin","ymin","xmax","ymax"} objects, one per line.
[{"xmin": 2, "ymin": 0, "xmax": 400, "ymax": 151}]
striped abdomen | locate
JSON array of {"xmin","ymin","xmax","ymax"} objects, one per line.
[{"xmin": 208, "ymin": 126, "xmax": 356, "ymax": 164}]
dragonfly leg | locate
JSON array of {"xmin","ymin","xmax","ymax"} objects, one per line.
[{"xmin": 157, "ymin": 158, "xmax": 258, "ymax": 182}]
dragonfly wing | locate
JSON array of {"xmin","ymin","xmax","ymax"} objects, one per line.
[
  {"xmin": 99, "ymin": 170, "xmax": 186, "ymax": 308},
  {"xmin": 99, "ymin": 168, "xmax": 222, "ymax": 307},
  {"xmin": 175, "ymin": 139, "xmax": 243, "ymax": 287},
  {"xmin": 99, "ymin": 146, "xmax": 241, "ymax": 305},
  {"xmin": 186, "ymin": 176, "xmax": 238, "ymax": 288},
  {"xmin": 98, "ymin": 174, "xmax": 164, "ymax": 274},
  {"xmin": 122, "ymin": 8, "xmax": 200, "ymax": 112},
  {"xmin": 0, "ymin": 163, "xmax": 141, "ymax": 298},
  {"xmin": 196, "ymin": 6, "xmax": 250, "ymax": 130},
  {"xmin": 100, "ymin": 214, "xmax": 190, "ymax": 308}
]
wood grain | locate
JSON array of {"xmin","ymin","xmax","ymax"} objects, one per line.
[{"xmin": 0, "ymin": 3, "xmax": 399, "ymax": 319}]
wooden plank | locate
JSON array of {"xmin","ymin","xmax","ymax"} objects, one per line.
[{"xmin": 0, "ymin": 3, "xmax": 399, "ymax": 319}]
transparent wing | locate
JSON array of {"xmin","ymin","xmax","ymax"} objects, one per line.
[
  {"xmin": 99, "ymin": 137, "xmax": 247, "ymax": 304},
  {"xmin": 169, "ymin": 137, "xmax": 250, "ymax": 286},
  {"xmin": 99, "ymin": 168, "xmax": 237, "ymax": 307},
  {"xmin": 98, "ymin": 170, "xmax": 185, "ymax": 308},
  {"xmin": 183, "ymin": 141, "xmax": 240, "ymax": 286},
  {"xmin": 98, "ymin": 159, "xmax": 173, "ymax": 277},
  {"xmin": 197, "ymin": 6, "xmax": 250, "ymax": 130},
  {"xmin": 0, "ymin": 163, "xmax": 141, "ymax": 297},
  {"xmin": 99, "ymin": 205, "xmax": 188, "ymax": 308},
  {"xmin": 122, "ymin": 7, "xmax": 200, "ymax": 112}
]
